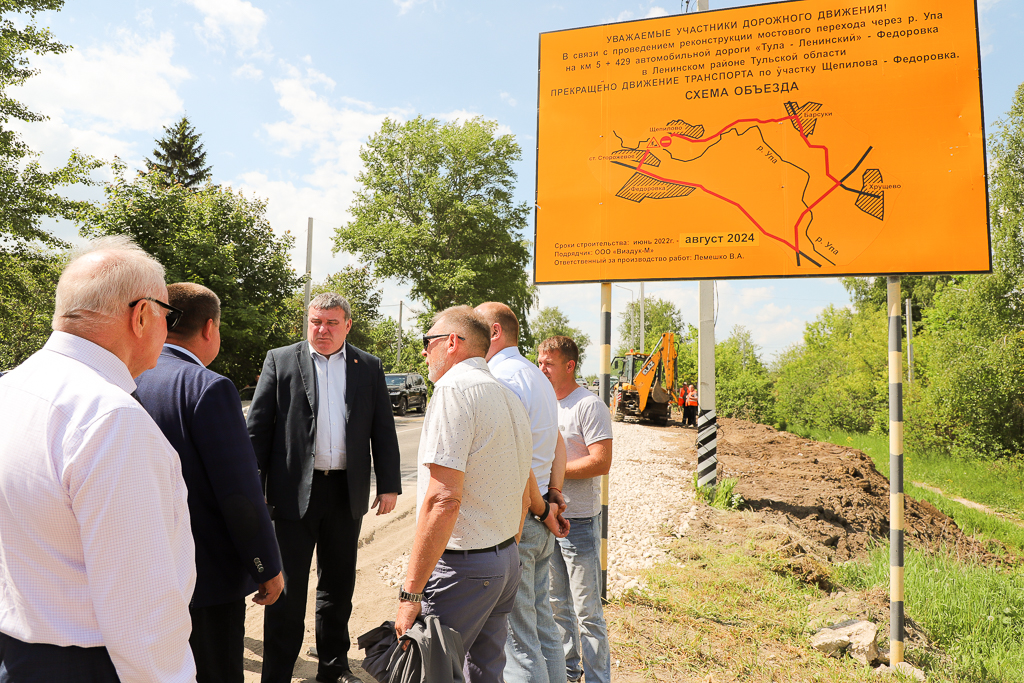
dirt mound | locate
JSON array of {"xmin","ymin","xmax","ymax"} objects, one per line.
[{"xmin": 707, "ymin": 418, "xmax": 1002, "ymax": 564}]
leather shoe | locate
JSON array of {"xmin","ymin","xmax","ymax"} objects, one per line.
[{"xmin": 338, "ymin": 673, "xmax": 362, "ymax": 683}]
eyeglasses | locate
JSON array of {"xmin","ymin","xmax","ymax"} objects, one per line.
[
  {"xmin": 422, "ymin": 333, "xmax": 465, "ymax": 350},
  {"xmin": 129, "ymin": 297, "xmax": 183, "ymax": 330}
]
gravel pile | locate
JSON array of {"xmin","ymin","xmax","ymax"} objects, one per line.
[
  {"xmin": 606, "ymin": 422, "xmax": 695, "ymax": 597},
  {"xmin": 378, "ymin": 422, "xmax": 695, "ymax": 598}
]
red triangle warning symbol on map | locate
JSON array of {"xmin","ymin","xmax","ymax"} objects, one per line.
[{"xmin": 646, "ymin": 138, "xmax": 660, "ymax": 148}]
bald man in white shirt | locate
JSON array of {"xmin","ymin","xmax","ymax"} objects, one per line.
[{"xmin": 0, "ymin": 236, "xmax": 196, "ymax": 683}]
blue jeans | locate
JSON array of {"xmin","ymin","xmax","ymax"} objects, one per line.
[
  {"xmin": 549, "ymin": 514, "xmax": 610, "ymax": 683},
  {"xmin": 503, "ymin": 517, "xmax": 566, "ymax": 683}
]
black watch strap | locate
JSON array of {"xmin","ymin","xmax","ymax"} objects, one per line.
[{"xmin": 534, "ymin": 500, "xmax": 551, "ymax": 522}]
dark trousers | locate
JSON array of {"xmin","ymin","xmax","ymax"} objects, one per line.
[
  {"xmin": 191, "ymin": 599, "xmax": 246, "ymax": 683},
  {"xmin": 421, "ymin": 543, "xmax": 521, "ymax": 683},
  {"xmin": 261, "ymin": 470, "xmax": 362, "ymax": 683},
  {"xmin": 0, "ymin": 631, "xmax": 119, "ymax": 683}
]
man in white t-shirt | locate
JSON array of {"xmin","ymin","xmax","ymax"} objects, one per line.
[
  {"xmin": 394, "ymin": 306, "xmax": 533, "ymax": 683},
  {"xmin": 538, "ymin": 336, "xmax": 613, "ymax": 683}
]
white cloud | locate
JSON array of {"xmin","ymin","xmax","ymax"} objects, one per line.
[
  {"xmin": 646, "ymin": 6, "xmax": 670, "ymax": 17},
  {"xmin": 237, "ymin": 67, "xmax": 409, "ymax": 279},
  {"xmin": 616, "ymin": 10, "xmax": 636, "ymax": 21},
  {"xmin": 393, "ymin": 0, "xmax": 432, "ymax": 15},
  {"xmin": 233, "ymin": 63, "xmax": 264, "ymax": 80},
  {"xmin": 500, "ymin": 91, "xmax": 517, "ymax": 107},
  {"xmin": 11, "ymin": 30, "xmax": 188, "ymax": 169},
  {"xmin": 184, "ymin": 0, "xmax": 267, "ymax": 54}
]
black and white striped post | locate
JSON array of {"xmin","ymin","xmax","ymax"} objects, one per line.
[
  {"xmin": 888, "ymin": 276, "xmax": 905, "ymax": 664},
  {"xmin": 599, "ymin": 283, "xmax": 612, "ymax": 601},
  {"xmin": 696, "ymin": 280, "xmax": 717, "ymax": 487}
]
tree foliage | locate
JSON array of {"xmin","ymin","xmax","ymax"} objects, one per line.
[
  {"xmin": 334, "ymin": 115, "xmax": 534, "ymax": 336},
  {"xmin": 145, "ymin": 115, "xmax": 213, "ymax": 189},
  {"xmin": 530, "ymin": 306, "xmax": 591, "ymax": 366},
  {"xmin": 0, "ymin": 247, "xmax": 63, "ymax": 370},
  {"xmin": 715, "ymin": 326, "xmax": 775, "ymax": 424},
  {"xmin": 78, "ymin": 164, "xmax": 300, "ymax": 387},
  {"xmin": 615, "ymin": 296, "xmax": 685, "ymax": 356}
]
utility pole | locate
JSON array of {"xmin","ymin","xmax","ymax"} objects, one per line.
[
  {"xmin": 303, "ymin": 217, "xmax": 313, "ymax": 340},
  {"xmin": 397, "ymin": 300, "xmax": 403, "ymax": 366},
  {"xmin": 639, "ymin": 282, "xmax": 645, "ymax": 354}
]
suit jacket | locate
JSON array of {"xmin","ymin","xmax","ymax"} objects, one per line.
[
  {"xmin": 246, "ymin": 340, "xmax": 402, "ymax": 521},
  {"xmin": 135, "ymin": 346, "xmax": 283, "ymax": 609}
]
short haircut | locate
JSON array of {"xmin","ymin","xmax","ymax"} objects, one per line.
[
  {"xmin": 167, "ymin": 282, "xmax": 221, "ymax": 338},
  {"xmin": 432, "ymin": 305, "xmax": 490, "ymax": 357},
  {"xmin": 53, "ymin": 235, "xmax": 166, "ymax": 326},
  {"xmin": 309, "ymin": 292, "xmax": 351, "ymax": 320},
  {"xmin": 478, "ymin": 302, "xmax": 519, "ymax": 343},
  {"xmin": 538, "ymin": 335, "xmax": 579, "ymax": 367}
]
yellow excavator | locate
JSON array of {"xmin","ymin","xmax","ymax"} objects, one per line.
[{"xmin": 610, "ymin": 332, "xmax": 677, "ymax": 425}]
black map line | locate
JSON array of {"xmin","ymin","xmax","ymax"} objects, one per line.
[
  {"xmin": 840, "ymin": 184, "xmax": 882, "ymax": 199},
  {"xmin": 611, "ymin": 160, "xmax": 638, "ymax": 171},
  {"xmin": 840, "ymin": 146, "xmax": 873, "ymax": 183},
  {"xmin": 613, "ymin": 131, "xmax": 639, "ymax": 151},
  {"xmin": 799, "ymin": 250, "xmax": 823, "ymax": 267}
]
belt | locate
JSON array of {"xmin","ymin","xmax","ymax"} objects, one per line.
[
  {"xmin": 443, "ymin": 536, "xmax": 516, "ymax": 556},
  {"xmin": 315, "ymin": 469, "xmax": 345, "ymax": 476}
]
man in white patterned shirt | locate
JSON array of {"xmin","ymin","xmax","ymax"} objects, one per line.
[
  {"xmin": 394, "ymin": 306, "xmax": 533, "ymax": 683},
  {"xmin": 0, "ymin": 236, "xmax": 197, "ymax": 683}
]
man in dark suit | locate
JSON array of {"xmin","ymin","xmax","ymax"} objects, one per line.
[
  {"xmin": 247, "ymin": 292, "xmax": 403, "ymax": 683},
  {"xmin": 134, "ymin": 282, "xmax": 285, "ymax": 683}
]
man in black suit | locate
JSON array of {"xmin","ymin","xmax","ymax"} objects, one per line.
[
  {"xmin": 247, "ymin": 292, "xmax": 403, "ymax": 683},
  {"xmin": 134, "ymin": 282, "xmax": 284, "ymax": 683}
]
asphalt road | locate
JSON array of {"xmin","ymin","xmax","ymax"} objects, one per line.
[{"xmin": 391, "ymin": 412, "xmax": 425, "ymax": 482}]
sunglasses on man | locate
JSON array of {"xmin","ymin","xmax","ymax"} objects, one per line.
[
  {"xmin": 422, "ymin": 333, "xmax": 465, "ymax": 350},
  {"xmin": 129, "ymin": 297, "xmax": 184, "ymax": 330}
]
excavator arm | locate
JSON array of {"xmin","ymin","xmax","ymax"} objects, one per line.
[{"xmin": 634, "ymin": 333, "xmax": 675, "ymax": 413}]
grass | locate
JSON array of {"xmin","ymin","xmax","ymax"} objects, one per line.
[
  {"xmin": 905, "ymin": 483, "xmax": 1024, "ymax": 556},
  {"xmin": 789, "ymin": 426, "xmax": 1024, "ymax": 518},
  {"xmin": 833, "ymin": 546, "xmax": 1024, "ymax": 682},
  {"xmin": 608, "ymin": 538, "xmax": 881, "ymax": 682}
]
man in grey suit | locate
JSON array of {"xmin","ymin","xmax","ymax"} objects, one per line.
[{"xmin": 247, "ymin": 292, "xmax": 403, "ymax": 683}]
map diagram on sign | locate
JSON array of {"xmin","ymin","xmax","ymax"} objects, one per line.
[{"xmin": 602, "ymin": 102, "xmax": 894, "ymax": 268}]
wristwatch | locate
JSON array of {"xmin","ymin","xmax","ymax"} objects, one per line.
[{"xmin": 399, "ymin": 589, "xmax": 423, "ymax": 603}]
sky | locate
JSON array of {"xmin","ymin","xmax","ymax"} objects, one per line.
[{"xmin": 13, "ymin": 0, "xmax": 1024, "ymax": 376}]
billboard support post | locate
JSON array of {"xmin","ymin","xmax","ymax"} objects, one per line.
[
  {"xmin": 599, "ymin": 282, "xmax": 612, "ymax": 602},
  {"xmin": 696, "ymin": 280, "xmax": 717, "ymax": 488},
  {"xmin": 888, "ymin": 277, "xmax": 905, "ymax": 664}
]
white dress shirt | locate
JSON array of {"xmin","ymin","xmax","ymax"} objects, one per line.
[
  {"xmin": 310, "ymin": 342, "xmax": 347, "ymax": 470},
  {"xmin": 417, "ymin": 357, "xmax": 533, "ymax": 550},
  {"xmin": 0, "ymin": 331, "xmax": 196, "ymax": 683},
  {"xmin": 487, "ymin": 345, "xmax": 560, "ymax": 494}
]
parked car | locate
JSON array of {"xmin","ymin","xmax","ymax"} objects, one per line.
[
  {"xmin": 386, "ymin": 372, "xmax": 427, "ymax": 416},
  {"xmin": 576, "ymin": 377, "xmax": 589, "ymax": 387},
  {"xmin": 239, "ymin": 385, "xmax": 256, "ymax": 418}
]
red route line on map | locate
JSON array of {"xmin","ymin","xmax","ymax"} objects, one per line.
[{"xmin": 635, "ymin": 115, "xmax": 842, "ymax": 255}]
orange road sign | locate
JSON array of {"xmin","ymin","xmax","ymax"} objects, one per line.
[{"xmin": 535, "ymin": 0, "xmax": 988, "ymax": 284}]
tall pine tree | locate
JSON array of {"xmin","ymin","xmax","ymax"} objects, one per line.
[{"xmin": 145, "ymin": 115, "xmax": 213, "ymax": 189}]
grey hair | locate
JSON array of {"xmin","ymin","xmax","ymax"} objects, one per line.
[
  {"xmin": 309, "ymin": 292, "xmax": 352, "ymax": 320},
  {"xmin": 53, "ymin": 235, "xmax": 166, "ymax": 327},
  {"xmin": 431, "ymin": 305, "xmax": 490, "ymax": 356}
]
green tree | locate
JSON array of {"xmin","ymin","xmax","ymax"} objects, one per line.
[
  {"xmin": 334, "ymin": 115, "xmax": 534, "ymax": 336},
  {"xmin": 145, "ymin": 115, "xmax": 213, "ymax": 189},
  {"xmin": 530, "ymin": 306, "xmax": 591, "ymax": 367},
  {"xmin": 78, "ymin": 164, "xmax": 300, "ymax": 387},
  {"xmin": 0, "ymin": 248, "xmax": 63, "ymax": 369},
  {"xmin": 615, "ymin": 296, "xmax": 685, "ymax": 356},
  {"xmin": 0, "ymin": 0, "xmax": 101, "ymax": 361},
  {"xmin": 715, "ymin": 326, "xmax": 774, "ymax": 424}
]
